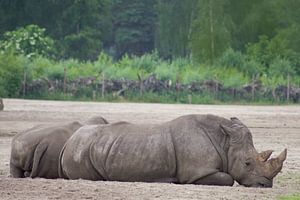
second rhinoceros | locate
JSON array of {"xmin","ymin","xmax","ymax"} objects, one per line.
[
  {"xmin": 10, "ymin": 116, "xmax": 109, "ymax": 179},
  {"xmin": 59, "ymin": 114, "xmax": 286, "ymax": 187}
]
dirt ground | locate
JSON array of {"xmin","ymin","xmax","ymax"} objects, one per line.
[{"xmin": 0, "ymin": 99, "xmax": 299, "ymax": 200}]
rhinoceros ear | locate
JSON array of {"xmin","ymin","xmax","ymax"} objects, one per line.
[
  {"xmin": 220, "ymin": 124, "xmax": 235, "ymax": 137},
  {"xmin": 230, "ymin": 117, "xmax": 245, "ymax": 126}
]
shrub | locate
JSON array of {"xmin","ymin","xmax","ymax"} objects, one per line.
[
  {"xmin": 217, "ymin": 68, "xmax": 248, "ymax": 88},
  {"xmin": 218, "ymin": 48, "xmax": 244, "ymax": 69},
  {"xmin": 155, "ymin": 61, "xmax": 178, "ymax": 82},
  {"xmin": 29, "ymin": 56, "xmax": 54, "ymax": 80},
  {"xmin": 0, "ymin": 51, "xmax": 25, "ymax": 97}
]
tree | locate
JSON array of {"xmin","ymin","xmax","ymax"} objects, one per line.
[
  {"xmin": 0, "ymin": 24, "xmax": 54, "ymax": 59},
  {"xmin": 269, "ymin": 58, "xmax": 296, "ymax": 101},
  {"xmin": 0, "ymin": 0, "xmax": 112, "ymax": 61},
  {"xmin": 56, "ymin": 0, "xmax": 111, "ymax": 61},
  {"xmin": 111, "ymin": 0, "xmax": 156, "ymax": 58},
  {"xmin": 190, "ymin": 0, "xmax": 232, "ymax": 64},
  {"xmin": 155, "ymin": 0, "xmax": 196, "ymax": 59}
]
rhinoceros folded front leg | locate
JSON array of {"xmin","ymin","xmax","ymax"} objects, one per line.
[
  {"xmin": 10, "ymin": 163, "xmax": 24, "ymax": 178},
  {"xmin": 192, "ymin": 172, "xmax": 234, "ymax": 186}
]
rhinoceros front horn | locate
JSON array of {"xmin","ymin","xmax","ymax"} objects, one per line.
[
  {"xmin": 259, "ymin": 150, "xmax": 273, "ymax": 162},
  {"xmin": 266, "ymin": 149, "xmax": 287, "ymax": 178}
]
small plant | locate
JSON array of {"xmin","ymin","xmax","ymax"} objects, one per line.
[{"xmin": 277, "ymin": 194, "xmax": 300, "ymax": 200}]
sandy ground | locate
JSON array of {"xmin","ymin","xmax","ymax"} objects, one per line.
[{"xmin": 0, "ymin": 98, "xmax": 299, "ymax": 200}]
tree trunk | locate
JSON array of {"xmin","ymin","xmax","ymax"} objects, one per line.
[
  {"xmin": 187, "ymin": 5, "xmax": 194, "ymax": 57},
  {"xmin": 137, "ymin": 73, "xmax": 144, "ymax": 96},
  {"xmin": 287, "ymin": 73, "xmax": 290, "ymax": 102},
  {"xmin": 209, "ymin": 0, "xmax": 215, "ymax": 65},
  {"xmin": 23, "ymin": 69, "xmax": 27, "ymax": 98},
  {"xmin": 251, "ymin": 75, "xmax": 255, "ymax": 101},
  {"xmin": 92, "ymin": 90, "xmax": 96, "ymax": 101},
  {"xmin": 215, "ymin": 81, "xmax": 218, "ymax": 99},
  {"xmin": 272, "ymin": 88, "xmax": 277, "ymax": 102},
  {"xmin": 176, "ymin": 74, "xmax": 180, "ymax": 101},
  {"xmin": 63, "ymin": 68, "xmax": 67, "ymax": 94},
  {"xmin": 101, "ymin": 74, "xmax": 105, "ymax": 98}
]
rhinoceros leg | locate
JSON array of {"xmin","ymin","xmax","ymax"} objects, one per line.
[
  {"xmin": 10, "ymin": 163, "xmax": 24, "ymax": 178},
  {"xmin": 193, "ymin": 172, "xmax": 234, "ymax": 186},
  {"xmin": 30, "ymin": 142, "xmax": 48, "ymax": 178}
]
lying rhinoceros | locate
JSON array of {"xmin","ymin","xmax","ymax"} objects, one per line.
[
  {"xmin": 10, "ymin": 116, "xmax": 109, "ymax": 179},
  {"xmin": 59, "ymin": 114, "xmax": 286, "ymax": 187}
]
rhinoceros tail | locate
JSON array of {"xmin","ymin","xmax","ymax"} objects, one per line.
[{"xmin": 30, "ymin": 142, "xmax": 48, "ymax": 178}]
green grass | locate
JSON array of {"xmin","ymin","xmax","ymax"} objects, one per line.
[
  {"xmin": 23, "ymin": 90, "xmax": 296, "ymax": 105},
  {"xmin": 277, "ymin": 194, "xmax": 300, "ymax": 200}
]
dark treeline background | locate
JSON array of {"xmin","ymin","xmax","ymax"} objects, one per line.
[
  {"xmin": 0, "ymin": 0, "xmax": 300, "ymax": 103},
  {"xmin": 1, "ymin": 0, "xmax": 299, "ymax": 63}
]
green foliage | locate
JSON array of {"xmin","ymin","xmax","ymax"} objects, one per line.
[
  {"xmin": 182, "ymin": 65, "xmax": 214, "ymax": 84},
  {"xmin": 246, "ymin": 35, "xmax": 296, "ymax": 71},
  {"xmin": 45, "ymin": 63, "xmax": 65, "ymax": 81},
  {"xmin": 0, "ymin": 25, "xmax": 54, "ymax": 59},
  {"xmin": 28, "ymin": 56, "xmax": 54, "ymax": 80},
  {"xmin": 218, "ymin": 48, "xmax": 244, "ymax": 69},
  {"xmin": 61, "ymin": 28, "xmax": 102, "ymax": 61},
  {"xmin": 94, "ymin": 52, "xmax": 114, "ymax": 73},
  {"xmin": 269, "ymin": 58, "xmax": 295, "ymax": 77},
  {"xmin": 191, "ymin": 0, "xmax": 232, "ymax": 64},
  {"xmin": 0, "ymin": 51, "xmax": 25, "ymax": 97},
  {"xmin": 155, "ymin": 0, "xmax": 196, "ymax": 58},
  {"xmin": 242, "ymin": 59, "xmax": 262, "ymax": 77},
  {"xmin": 217, "ymin": 68, "xmax": 248, "ymax": 88},
  {"xmin": 112, "ymin": 0, "xmax": 156, "ymax": 58},
  {"xmin": 155, "ymin": 62, "xmax": 178, "ymax": 82}
]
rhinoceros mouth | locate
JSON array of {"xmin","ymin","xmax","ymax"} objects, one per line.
[
  {"xmin": 245, "ymin": 182, "xmax": 272, "ymax": 188},
  {"xmin": 242, "ymin": 176, "xmax": 273, "ymax": 188}
]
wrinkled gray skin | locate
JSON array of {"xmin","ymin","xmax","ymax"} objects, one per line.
[
  {"xmin": 10, "ymin": 116, "xmax": 109, "ymax": 179},
  {"xmin": 85, "ymin": 116, "xmax": 109, "ymax": 125},
  {"xmin": 59, "ymin": 114, "xmax": 287, "ymax": 187}
]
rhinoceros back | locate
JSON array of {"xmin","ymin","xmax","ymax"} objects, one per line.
[
  {"xmin": 90, "ymin": 123, "xmax": 177, "ymax": 182},
  {"xmin": 60, "ymin": 125, "xmax": 101, "ymax": 180}
]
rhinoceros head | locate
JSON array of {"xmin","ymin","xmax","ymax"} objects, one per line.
[{"xmin": 220, "ymin": 117, "xmax": 287, "ymax": 188}]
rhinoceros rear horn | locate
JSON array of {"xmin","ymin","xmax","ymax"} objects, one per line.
[
  {"xmin": 259, "ymin": 150, "xmax": 273, "ymax": 162},
  {"xmin": 267, "ymin": 149, "xmax": 287, "ymax": 178}
]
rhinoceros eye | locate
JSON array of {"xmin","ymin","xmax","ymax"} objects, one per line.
[{"xmin": 245, "ymin": 158, "xmax": 252, "ymax": 167}]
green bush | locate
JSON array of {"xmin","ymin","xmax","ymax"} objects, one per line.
[
  {"xmin": 0, "ymin": 51, "xmax": 25, "ymax": 97},
  {"xmin": 218, "ymin": 48, "xmax": 244, "ymax": 69},
  {"xmin": 269, "ymin": 58, "xmax": 295, "ymax": 77},
  {"xmin": 29, "ymin": 56, "xmax": 54, "ymax": 80},
  {"xmin": 94, "ymin": 52, "xmax": 114, "ymax": 73},
  {"xmin": 45, "ymin": 63, "xmax": 64, "ymax": 80},
  {"xmin": 217, "ymin": 68, "xmax": 248, "ymax": 88},
  {"xmin": 155, "ymin": 61, "xmax": 178, "ymax": 82},
  {"xmin": 182, "ymin": 65, "xmax": 213, "ymax": 84}
]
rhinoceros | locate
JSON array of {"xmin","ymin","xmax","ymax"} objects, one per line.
[
  {"xmin": 10, "ymin": 116, "xmax": 109, "ymax": 179},
  {"xmin": 59, "ymin": 114, "xmax": 286, "ymax": 187}
]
